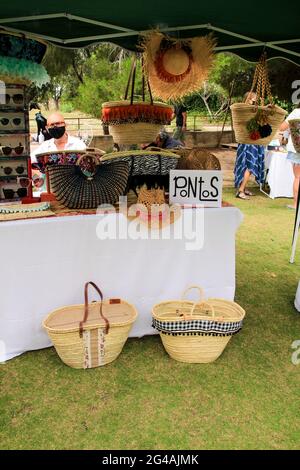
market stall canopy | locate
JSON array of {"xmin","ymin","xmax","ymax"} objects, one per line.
[{"xmin": 0, "ymin": 1, "xmax": 299, "ymax": 65}]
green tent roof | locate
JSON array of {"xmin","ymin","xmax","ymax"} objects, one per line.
[{"xmin": 0, "ymin": 1, "xmax": 299, "ymax": 64}]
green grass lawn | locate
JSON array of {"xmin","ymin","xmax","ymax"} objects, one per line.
[{"xmin": 1, "ymin": 188, "xmax": 300, "ymax": 450}]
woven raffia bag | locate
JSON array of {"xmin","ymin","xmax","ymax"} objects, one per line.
[
  {"xmin": 43, "ymin": 282, "xmax": 138, "ymax": 369},
  {"xmin": 152, "ymin": 286, "xmax": 245, "ymax": 363},
  {"xmin": 101, "ymin": 55, "xmax": 173, "ymax": 145},
  {"xmin": 47, "ymin": 152, "xmax": 129, "ymax": 209},
  {"xmin": 230, "ymin": 52, "xmax": 287, "ymax": 145},
  {"xmin": 289, "ymin": 119, "xmax": 300, "ymax": 153}
]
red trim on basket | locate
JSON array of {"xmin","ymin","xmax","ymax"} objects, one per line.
[{"xmin": 101, "ymin": 104, "xmax": 173, "ymax": 124}]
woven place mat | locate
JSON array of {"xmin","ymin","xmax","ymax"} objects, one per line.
[{"xmin": 0, "ymin": 209, "xmax": 55, "ymax": 222}]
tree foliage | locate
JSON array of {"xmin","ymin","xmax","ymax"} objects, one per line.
[{"xmin": 29, "ymin": 44, "xmax": 299, "ymax": 117}]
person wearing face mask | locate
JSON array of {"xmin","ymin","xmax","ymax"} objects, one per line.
[{"xmin": 31, "ymin": 112, "xmax": 86, "ymax": 163}]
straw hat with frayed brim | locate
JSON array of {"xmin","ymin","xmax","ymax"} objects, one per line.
[
  {"xmin": 141, "ymin": 32, "xmax": 216, "ymax": 101},
  {"xmin": 123, "ymin": 186, "xmax": 182, "ymax": 230},
  {"xmin": 126, "ymin": 202, "xmax": 183, "ymax": 230}
]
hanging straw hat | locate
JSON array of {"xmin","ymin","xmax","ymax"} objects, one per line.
[{"xmin": 141, "ymin": 32, "xmax": 216, "ymax": 101}]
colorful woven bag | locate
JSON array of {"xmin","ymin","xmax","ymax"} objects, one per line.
[{"xmin": 47, "ymin": 152, "xmax": 129, "ymax": 209}]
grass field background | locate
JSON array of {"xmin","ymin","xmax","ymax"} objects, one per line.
[{"xmin": 1, "ymin": 188, "xmax": 300, "ymax": 450}]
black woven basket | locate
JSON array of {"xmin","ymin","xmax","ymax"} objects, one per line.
[{"xmin": 48, "ymin": 155, "xmax": 129, "ymax": 209}]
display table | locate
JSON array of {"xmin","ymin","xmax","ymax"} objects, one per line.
[
  {"xmin": 264, "ymin": 150, "xmax": 294, "ymax": 199},
  {"xmin": 0, "ymin": 207, "xmax": 243, "ymax": 362}
]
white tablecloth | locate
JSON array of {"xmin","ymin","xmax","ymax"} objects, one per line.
[
  {"xmin": 0, "ymin": 207, "xmax": 243, "ymax": 362},
  {"xmin": 265, "ymin": 150, "xmax": 294, "ymax": 199}
]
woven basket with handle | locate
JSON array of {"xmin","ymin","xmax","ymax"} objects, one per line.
[
  {"xmin": 101, "ymin": 55, "xmax": 173, "ymax": 145},
  {"xmin": 47, "ymin": 152, "xmax": 129, "ymax": 209},
  {"xmin": 152, "ymin": 286, "xmax": 245, "ymax": 363},
  {"xmin": 230, "ymin": 53, "xmax": 286, "ymax": 145},
  {"xmin": 43, "ymin": 282, "xmax": 138, "ymax": 369}
]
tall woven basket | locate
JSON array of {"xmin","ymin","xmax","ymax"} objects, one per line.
[
  {"xmin": 101, "ymin": 55, "xmax": 173, "ymax": 145},
  {"xmin": 230, "ymin": 52, "xmax": 286, "ymax": 145},
  {"xmin": 43, "ymin": 282, "xmax": 138, "ymax": 369},
  {"xmin": 152, "ymin": 286, "xmax": 245, "ymax": 363},
  {"xmin": 289, "ymin": 119, "xmax": 300, "ymax": 153},
  {"xmin": 102, "ymin": 101, "xmax": 172, "ymax": 145}
]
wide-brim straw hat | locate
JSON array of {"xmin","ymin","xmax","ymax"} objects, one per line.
[
  {"xmin": 176, "ymin": 148, "xmax": 221, "ymax": 170},
  {"xmin": 142, "ymin": 32, "xmax": 216, "ymax": 101}
]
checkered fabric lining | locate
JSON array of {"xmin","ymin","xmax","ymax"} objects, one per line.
[{"xmin": 152, "ymin": 318, "xmax": 243, "ymax": 336}]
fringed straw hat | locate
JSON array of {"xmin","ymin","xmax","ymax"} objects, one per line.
[{"xmin": 141, "ymin": 32, "xmax": 216, "ymax": 101}]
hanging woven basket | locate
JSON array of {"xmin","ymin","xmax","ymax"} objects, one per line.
[
  {"xmin": 230, "ymin": 53, "xmax": 287, "ymax": 145},
  {"xmin": 289, "ymin": 119, "xmax": 300, "ymax": 153},
  {"xmin": 152, "ymin": 286, "xmax": 245, "ymax": 363},
  {"xmin": 102, "ymin": 100, "xmax": 173, "ymax": 145},
  {"xmin": 101, "ymin": 55, "xmax": 173, "ymax": 145},
  {"xmin": 43, "ymin": 282, "xmax": 138, "ymax": 369}
]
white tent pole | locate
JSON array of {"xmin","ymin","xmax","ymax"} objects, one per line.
[
  {"xmin": 266, "ymin": 44, "xmax": 300, "ymax": 58},
  {"xmin": 0, "ymin": 13, "xmax": 66, "ymax": 23},
  {"xmin": 63, "ymin": 23, "xmax": 211, "ymax": 44},
  {"xmin": 0, "ymin": 15, "xmax": 299, "ymax": 59},
  {"xmin": 0, "ymin": 25, "xmax": 65, "ymax": 43},
  {"xmin": 65, "ymin": 14, "xmax": 136, "ymax": 32},
  {"xmin": 216, "ymin": 41, "xmax": 300, "ymax": 51},
  {"xmin": 290, "ymin": 181, "xmax": 300, "ymax": 264},
  {"xmin": 270, "ymin": 38, "xmax": 300, "ymax": 45}
]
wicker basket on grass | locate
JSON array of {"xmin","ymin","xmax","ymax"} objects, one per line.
[
  {"xmin": 230, "ymin": 52, "xmax": 286, "ymax": 145},
  {"xmin": 43, "ymin": 282, "xmax": 138, "ymax": 369},
  {"xmin": 152, "ymin": 286, "xmax": 245, "ymax": 363}
]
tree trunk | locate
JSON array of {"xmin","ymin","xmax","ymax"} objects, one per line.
[
  {"xmin": 72, "ymin": 58, "xmax": 84, "ymax": 84},
  {"xmin": 54, "ymin": 98, "xmax": 60, "ymax": 110},
  {"xmin": 200, "ymin": 95, "xmax": 213, "ymax": 118}
]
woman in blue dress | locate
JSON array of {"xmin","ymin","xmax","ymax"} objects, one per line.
[
  {"xmin": 234, "ymin": 92, "xmax": 265, "ymax": 200},
  {"xmin": 234, "ymin": 143, "xmax": 265, "ymax": 199}
]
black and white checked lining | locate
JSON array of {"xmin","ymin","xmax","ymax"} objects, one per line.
[{"xmin": 152, "ymin": 318, "xmax": 243, "ymax": 336}]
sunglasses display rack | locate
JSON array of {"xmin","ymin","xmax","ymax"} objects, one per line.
[{"xmin": 0, "ymin": 84, "xmax": 35, "ymax": 203}]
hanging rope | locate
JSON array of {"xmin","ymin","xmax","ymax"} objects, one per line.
[{"xmin": 249, "ymin": 52, "xmax": 273, "ymax": 107}]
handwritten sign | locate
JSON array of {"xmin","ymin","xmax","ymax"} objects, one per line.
[{"xmin": 169, "ymin": 170, "xmax": 223, "ymax": 207}]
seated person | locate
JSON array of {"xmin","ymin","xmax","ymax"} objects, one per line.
[
  {"xmin": 31, "ymin": 112, "xmax": 86, "ymax": 163},
  {"xmin": 142, "ymin": 130, "xmax": 184, "ymax": 150}
]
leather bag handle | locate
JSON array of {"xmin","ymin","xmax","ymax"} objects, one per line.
[{"xmin": 79, "ymin": 282, "xmax": 110, "ymax": 337}]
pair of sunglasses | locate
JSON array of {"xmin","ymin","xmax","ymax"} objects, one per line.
[
  {"xmin": 18, "ymin": 175, "xmax": 45, "ymax": 189},
  {"xmin": 0, "ymin": 118, "xmax": 23, "ymax": 127},
  {"xmin": 1, "ymin": 166, "xmax": 26, "ymax": 175},
  {"xmin": 0, "ymin": 143, "xmax": 24, "ymax": 155},
  {"xmin": 4, "ymin": 93, "xmax": 24, "ymax": 105},
  {"xmin": 2, "ymin": 187, "xmax": 27, "ymax": 199}
]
